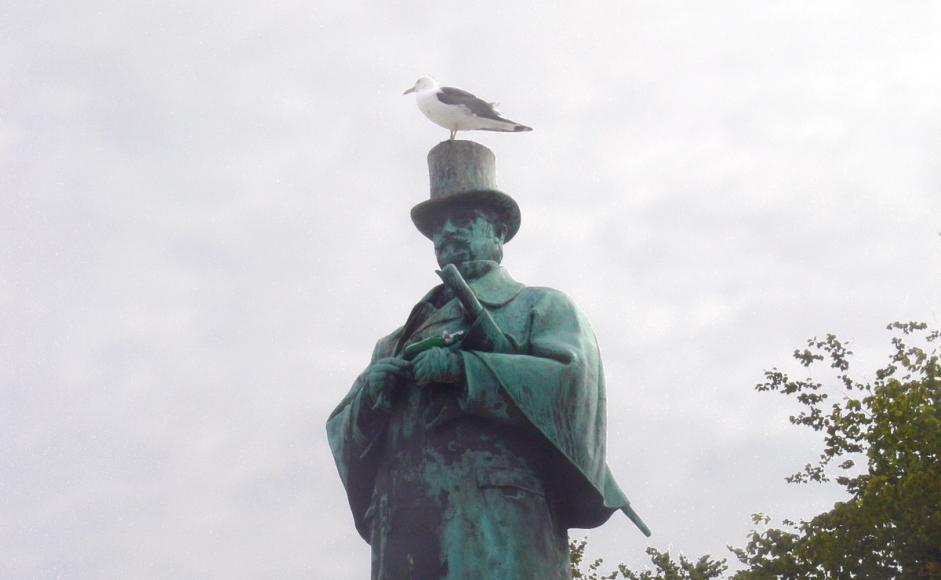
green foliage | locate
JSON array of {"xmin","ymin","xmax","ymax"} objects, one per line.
[
  {"xmin": 730, "ymin": 322, "xmax": 941, "ymax": 578},
  {"xmin": 569, "ymin": 537, "xmax": 727, "ymax": 580},
  {"xmin": 569, "ymin": 537, "xmax": 619, "ymax": 580},
  {"xmin": 570, "ymin": 322, "xmax": 940, "ymax": 578}
]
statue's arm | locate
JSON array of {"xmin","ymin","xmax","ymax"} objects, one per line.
[
  {"xmin": 456, "ymin": 349, "xmax": 528, "ymax": 424},
  {"xmin": 327, "ymin": 334, "xmax": 401, "ymax": 470},
  {"xmin": 456, "ymin": 289, "xmax": 599, "ymax": 428}
]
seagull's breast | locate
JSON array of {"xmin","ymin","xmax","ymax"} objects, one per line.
[{"xmin": 416, "ymin": 91, "xmax": 476, "ymax": 130}]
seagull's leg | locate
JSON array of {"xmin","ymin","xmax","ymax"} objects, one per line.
[{"xmin": 449, "ymin": 130, "xmax": 456, "ymax": 141}]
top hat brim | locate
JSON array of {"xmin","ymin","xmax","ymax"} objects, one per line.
[{"xmin": 411, "ymin": 189, "xmax": 521, "ymax": 242}]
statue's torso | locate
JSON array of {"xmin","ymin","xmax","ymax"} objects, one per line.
[{"xmin": 366, "ymin": 286, "xmax": 570, "ymax": 580}]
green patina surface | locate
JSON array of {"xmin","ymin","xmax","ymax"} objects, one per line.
[{"xmin": 326, "ymin": 141, "xmax": 647, "ymax": 580}]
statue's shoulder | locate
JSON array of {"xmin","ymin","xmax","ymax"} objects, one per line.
[
  {"xmin": 373, "ymin": 326, "xmax": 405, "ymax": 359},
  {"xmin": 518, "ymin": 284, "xmax": 578, "ymax": 307},
  {"xmin": 479, "ymin": 268, "xmax": 573, "ymax": 309},
  {"xmin": 516, "ymin": 285, "xmax": 593, "ymax": 330}
]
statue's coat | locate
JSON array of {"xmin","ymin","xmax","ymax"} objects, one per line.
[{"xmin": 327, "ymin": 265, "xmax": 637, "ymax": 579}]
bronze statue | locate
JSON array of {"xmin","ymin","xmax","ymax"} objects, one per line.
[{"xmin": 327, "ymin": 141, "xmax": 648, "ymax": 579}]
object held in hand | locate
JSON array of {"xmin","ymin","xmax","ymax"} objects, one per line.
[
  {"xmin": 403, "ymin": 330, "xmax": 464, "ymax": 360},
  {"xmin": 436, "ymin": 264, "xmax": 514, "ymax": 354}
]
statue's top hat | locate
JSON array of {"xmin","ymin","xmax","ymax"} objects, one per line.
[{"xmin": 410, "ymin": 140, "xmax": 521, "ymax": 242}]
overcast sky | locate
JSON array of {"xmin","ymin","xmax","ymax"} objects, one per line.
[{"xmin": 2, "ymin": 1, "xmax": 940, "ymax": 578}]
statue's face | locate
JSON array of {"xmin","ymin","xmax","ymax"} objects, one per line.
[{"xmin": 431, "ymin": 207, "xmax": 504, "ymax": 268}]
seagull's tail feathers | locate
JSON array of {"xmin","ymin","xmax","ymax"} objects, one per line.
[{"xmin": 477, "ymin": 117, "xmax": 533, "ymax": 133}]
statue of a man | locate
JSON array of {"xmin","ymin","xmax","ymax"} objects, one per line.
[{"xmin": 327, "ymin": 141, "xmax": 648, "ymax": 579}]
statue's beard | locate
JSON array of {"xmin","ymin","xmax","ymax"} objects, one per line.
[
  {"xmin": 435, "ymin": 237, "xmax": 502, "ymax": 267},
  {"xmin": 436, "ymin": 238, "xmax": 471, "ymax": 264}
]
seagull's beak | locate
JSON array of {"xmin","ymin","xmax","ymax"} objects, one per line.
[{"xmin": 403, "ymin": 86, "xmax": 416, "ymax": 95}]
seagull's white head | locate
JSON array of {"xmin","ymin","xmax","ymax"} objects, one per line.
[{"xmin": 403, "ymin": 76, "xmax": 439, "ymax": 95}]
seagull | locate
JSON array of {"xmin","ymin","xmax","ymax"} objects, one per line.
[{"xmin": 403, "ymin": 77, "xmax": 532, "ymax": 141}]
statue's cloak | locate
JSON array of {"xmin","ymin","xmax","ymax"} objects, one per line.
[{"xmin": 326, "ymin": 266, "xmax": 649, "ymax": 544}]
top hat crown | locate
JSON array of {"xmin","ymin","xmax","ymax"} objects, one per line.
[{"xmin": 410, "ymin": 140, "xmax": 521, "ymax": 242}]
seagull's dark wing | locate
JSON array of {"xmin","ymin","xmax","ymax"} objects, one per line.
[{"xmin": 438, "ymin": 86, "xmax": 503, "ymax": 121}]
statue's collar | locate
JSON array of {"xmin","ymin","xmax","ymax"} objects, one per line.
[
  {"xmin": 455, "ymin": 260, "xmax": 498, "ymax": 280},
  {"xmin": 467, "ymin": 264, "xmax": 524, "ymax": 307},
  {"xmin": 422, "ymin": 262, "xmax": 524, "ymax": 308}
]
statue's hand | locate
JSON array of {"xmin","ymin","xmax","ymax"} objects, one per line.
[
  {"xmin": 365, "ymin": 357, "xmax": 410, "ymax": 402},
  {"xmin": 412, "ymin": 347, "xmax": 463, "ymax": 386}
]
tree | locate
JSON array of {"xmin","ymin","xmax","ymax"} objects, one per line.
[
  {"xmin": 569, "ymin": 537, "xmax": 727, "ymax": 580},
  {"xmin": 730, "ymin": 322, "xmax": 941, "ymax": 578},
  {"xmin": 571, "ymin": 322, "xmax": 940, "ymax": 578}
]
